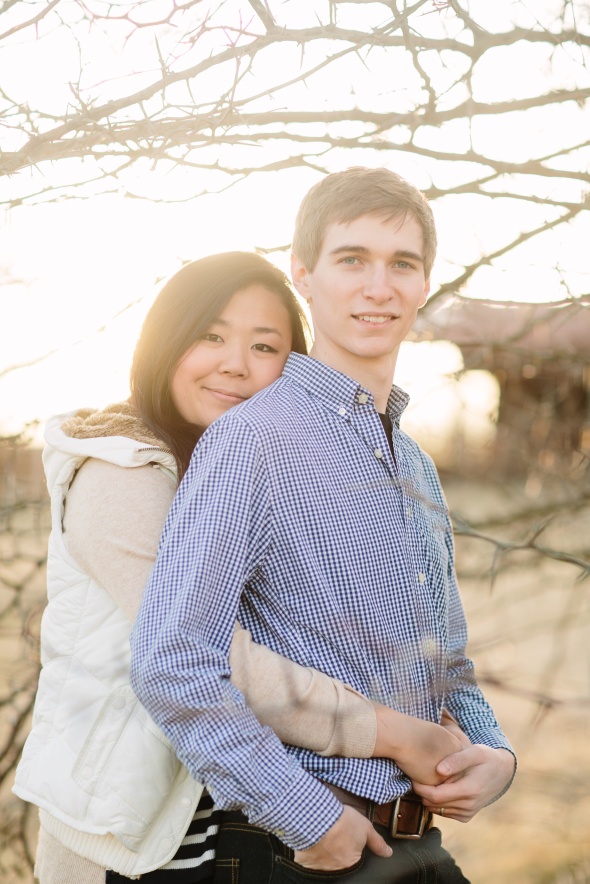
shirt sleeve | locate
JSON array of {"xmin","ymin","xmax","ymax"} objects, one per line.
[
  {"xmin": 441, "ymin": 509, "xmax": 515, "ymax": 756},
  {"xmin": 230, "ymin": 623, "xmax": 377, "ymax": 758},
  {"xmin": 130, "ymin": 417, "xmax": 342, "ymax": 849}
]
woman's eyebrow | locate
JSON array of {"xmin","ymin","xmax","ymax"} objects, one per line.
[
  {"xmin": 253, "ymin": 326, "xmax": 285, "ymax": 336},
  {"xmin": 211, "ymin": 317, "xmax": 285, "ymax": 336}
]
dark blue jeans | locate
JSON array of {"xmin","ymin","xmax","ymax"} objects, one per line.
[{"xmin": 213, "ymin": 812, "xmax": 470, "ymax": 884}]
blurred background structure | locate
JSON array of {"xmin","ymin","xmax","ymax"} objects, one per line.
[{"xmin": 1, "ymin": 1, "xmax": 589, "ymax": 881}]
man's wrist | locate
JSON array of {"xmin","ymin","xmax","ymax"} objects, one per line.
[{"xmin": 486, "ymin": 748, "xmax": 517, "ymax": 806}]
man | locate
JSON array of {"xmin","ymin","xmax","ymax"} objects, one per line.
[{"xmin": 130, "ymin": 167, "xmax": 515, "ymax": 882}]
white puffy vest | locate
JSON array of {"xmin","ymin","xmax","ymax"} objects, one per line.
[{"xmin": 13, "ymin": 414, "xmax": 204, "ymax": 876}]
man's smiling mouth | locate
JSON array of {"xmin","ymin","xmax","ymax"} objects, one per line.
[{"xmin": 354, "ymin": 314, "xmax": 395, "ymax": 324}]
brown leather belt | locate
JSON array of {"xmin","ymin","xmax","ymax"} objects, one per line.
[{"xmin": 326, "ymin": 784, "xmax": 432, "ymax": 840}]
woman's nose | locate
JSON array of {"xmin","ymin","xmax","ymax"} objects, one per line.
[{"xmin": 218, "ymin": 345, "xmax": 249, "ymax": 376}]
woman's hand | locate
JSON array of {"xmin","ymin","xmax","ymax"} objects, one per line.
[
  {"xmin": 372, "ymin": 704, "xmax": 463, "ymax": 785},
  {"xmin": 412, "ymin": 745, "xmax": 516, "ymax": 822},
  {"xmin": 440, "ymin": 708, "xmax": 471, "ymax": 750}
]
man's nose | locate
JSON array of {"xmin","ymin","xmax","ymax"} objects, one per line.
[{"xmin": 363, "ymin": 266, "xmax": 392, "ymax": 300}]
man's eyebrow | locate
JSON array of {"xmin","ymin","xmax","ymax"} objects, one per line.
[
  {"xmin": 329, "ymin": 245, "xmax": 424, "ymax": 264},
  {"xmin": 394, "ymin": 249, "xmax": 424, "ymax": 265},
  {"xmin": 328, "ymin": 244, "xmax": 371, "ymax": 256}
]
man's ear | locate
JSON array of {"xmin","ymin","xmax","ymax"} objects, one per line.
[
  {"xmin": 290, "ymin": 254, "xmax": 311, "ymax": 301},
  {"xmin": 419, "ymin": 279, "xmax": 431, "ymax": 308}
]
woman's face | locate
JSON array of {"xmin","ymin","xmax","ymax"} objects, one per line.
[{"xmin": 171, "ymin": 284, "xmax": 293, "ymax": 427}]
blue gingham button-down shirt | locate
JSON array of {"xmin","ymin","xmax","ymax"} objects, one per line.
[{"xmin": 130, "ymin": 353, "xmax": 512, "ymax": 850}]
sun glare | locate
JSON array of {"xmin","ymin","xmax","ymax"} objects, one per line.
[{"xmin": 1, "ymin": 1, "xmax": 588, "ymax": 441}]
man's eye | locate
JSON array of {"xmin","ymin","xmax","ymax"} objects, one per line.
[{"xmin": 341, "ymin": 256, "xmax": 359, "ymax": 265}]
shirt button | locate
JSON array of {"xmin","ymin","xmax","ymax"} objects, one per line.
[
  {"xmin": 407, "ymin": 507, "xmax": 412, "ymax": 518},
  {"xmin": 418, "ymin": 573, "xmax": 426, "ymax": 584},
  {"xmin": 374, "ymin": 448, "xmax": 383, "ymax": 459},
  {"xmin": 357, "ymin": 393, "xmax": 369, "ymax": 404},
  {"xmin": 338, "ymin": 407, "xmax": 346, "ymax": 416},
  {"xmin": 422, "ymin": 637, "xmax": 437, "ymax": 656}
]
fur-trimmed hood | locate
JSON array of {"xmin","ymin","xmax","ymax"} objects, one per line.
[
  {"xmin": 61, "ymin": 400, "xmax": 162, "ymax": 448},
  {"xmin": 42, "ymin": 403, "xmax": 177, "ymax": 494}
]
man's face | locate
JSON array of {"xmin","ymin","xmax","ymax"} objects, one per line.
[{"xmin": 291, "ymin": 212, "xmax": 430, "ymax": 379}]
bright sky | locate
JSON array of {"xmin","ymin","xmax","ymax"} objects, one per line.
[{"xmin": 1, "ymin": 0, "xmax": 588, "ymax": 452}]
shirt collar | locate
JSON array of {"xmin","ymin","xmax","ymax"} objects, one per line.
[
  {"xmin": 283, "ymin": 352, "xmax": 410, "ymax": 423},
  {"xmin": 385, "ymin": 385, "xmax": 410, "ymax": 424}
]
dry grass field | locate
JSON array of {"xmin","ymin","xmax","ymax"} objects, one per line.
[
  {"xmin": 1, "ymin": 447, "xmax": 589, "ymax": 883},
  {"xmin": 435, "ymin": 478, "xmax": 590, "ymax": 883}
]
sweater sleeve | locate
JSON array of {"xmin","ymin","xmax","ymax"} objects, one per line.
[
  {"xmin": 64, "ymin": 458, "xmax": 176, "ymax": 622},
  {"xmin": 64, "ymin": 458, "xmax": 377, "ymax": 756},
  {"xmin": 35, "ymin": 821, "xmax": 104, "ymax": 884},
  {"xmin": 230, "ymin": 623, "xmax": 376, "ymax": 757}
]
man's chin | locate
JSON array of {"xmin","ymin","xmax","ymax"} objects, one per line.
[{"xmin": 350, "ymin": 342, "xmax": 400, "ymax": 361}]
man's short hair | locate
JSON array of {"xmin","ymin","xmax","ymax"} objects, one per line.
[{"xmin": 292, "ymin": 166, "xmax": 437, "ymax": 279}]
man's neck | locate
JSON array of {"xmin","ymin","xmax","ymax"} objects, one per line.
[{"xmin": 308, "ymin": 343, "xmax": 397, "ymax": 413}]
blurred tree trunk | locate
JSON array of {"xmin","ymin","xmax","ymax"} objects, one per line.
[{"xmin": 0, "ymin": 435, "xmax": 47, "ymax": 880}]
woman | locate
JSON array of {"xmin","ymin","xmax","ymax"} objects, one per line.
[{"xmin": 13, "ymin": 252, "xmax": 462, "ymax": 884}]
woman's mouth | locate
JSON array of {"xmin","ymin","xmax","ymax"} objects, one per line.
[{"xmin": 204, "ymin": 388, "xmax": 248, "ymax": 404}]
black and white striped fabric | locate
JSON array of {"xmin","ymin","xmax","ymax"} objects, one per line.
[{"xmin": 106, "ymin": 791, "xmax": 221, "ymax": 883}]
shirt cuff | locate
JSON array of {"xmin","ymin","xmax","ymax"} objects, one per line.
[
  {"xmin": 248, "ymin": 765, "xmax": 344, "ymax": 850},
  {"xmin": 467, "ymin": 726, "xmax": 515, "ymax": 756},
  {"xmin": 465, "ymin": 728, "xmax": 517, "ymax": 805}
]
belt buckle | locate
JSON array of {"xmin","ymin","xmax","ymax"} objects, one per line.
[{"xmin": 390, "ymin": 795, "xmax": 431, "ymax": 840}]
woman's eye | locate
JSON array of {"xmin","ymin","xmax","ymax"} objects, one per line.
[
  {"xmin": 253, "ymin": 343, "xmax": 278, "ymax": 353},
  {"xmin": 203, "ymin": 333, "xmax": 223, "ymax": 343}
]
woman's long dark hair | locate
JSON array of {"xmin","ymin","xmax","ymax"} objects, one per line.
[{"xmin": 130, "ymin": 251, "xmax": 309, "ymax": 480}]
